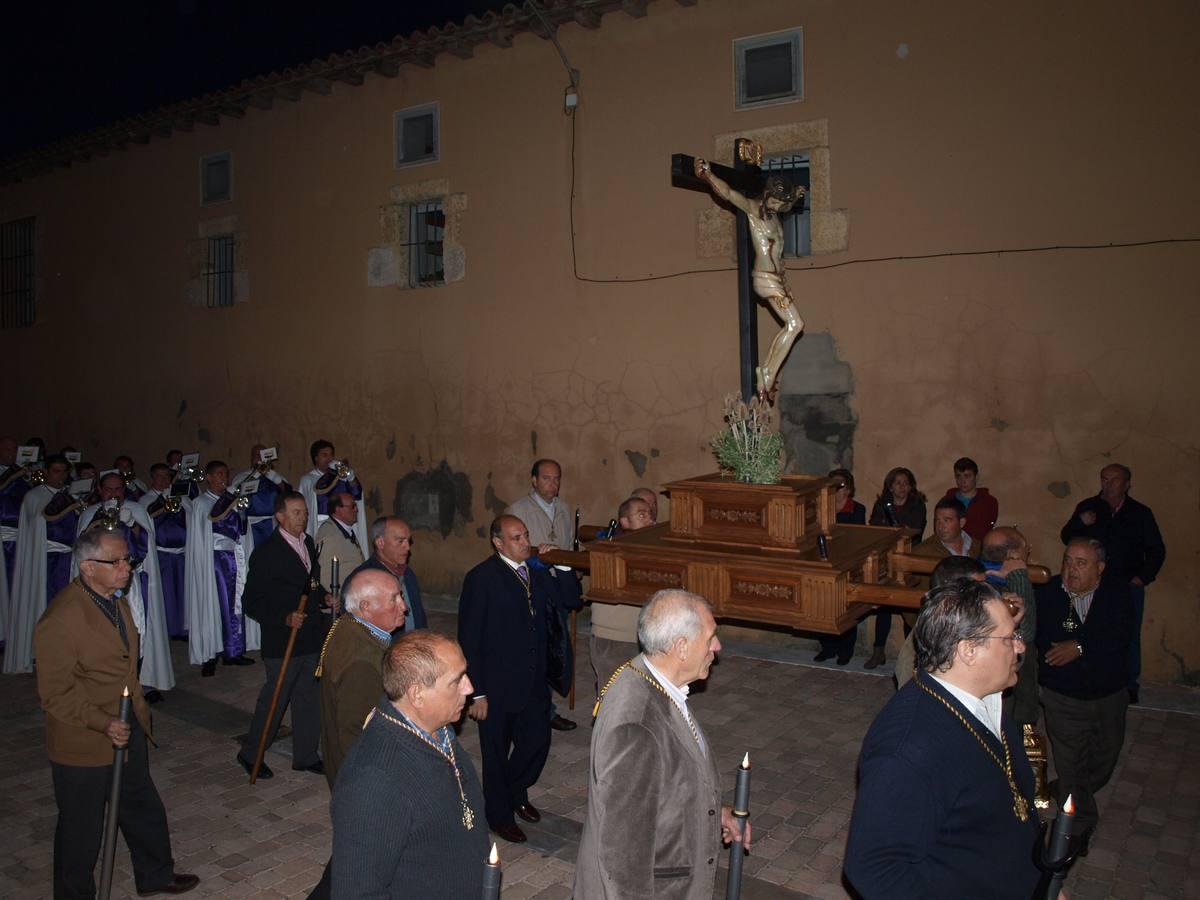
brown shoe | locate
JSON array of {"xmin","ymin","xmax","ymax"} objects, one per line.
[
  {"xmin": 864, "ymin": 647, "xmax": 886, "ymax": 670},
  {"xmin": 493, "ymin": 823, "xmax": 527, "ymax": 844},
  {"xmin": 515, "ymin": 802, "xmax": 541, "ymax": 823}
]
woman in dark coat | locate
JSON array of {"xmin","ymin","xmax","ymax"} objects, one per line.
[{"xmin": 864, "ymin": 467, "xmax": 927, "ymax": 668}]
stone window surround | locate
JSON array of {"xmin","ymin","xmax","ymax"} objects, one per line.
[{"xmin": 370, "ymin": 177, "xmax": 467, "ymax": 290}]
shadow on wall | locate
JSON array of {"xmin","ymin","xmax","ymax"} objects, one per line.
[
  {"xmin": 392, "ymin": 461, "xmax": 473, "ymax": 537},
  {"xmin": 777, "ymin": 332, "xmax": 857, "ymax": 476}
]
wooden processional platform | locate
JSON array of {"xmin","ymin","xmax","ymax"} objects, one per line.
[{"xmin": 547, "ymin": 473, "xmax": 928, "ymax": 635}]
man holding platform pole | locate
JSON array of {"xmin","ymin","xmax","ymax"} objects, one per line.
[
  {"xmin": 574, "ymin": 588, "xmax": 749, "ymax": 899},
  {"xmin": 34, "ymin": 528, "xmax": 198, "ymax": 898},
  {"xmin": 237, "ymin": 491, "xmax": 327, "ymax": 780}
]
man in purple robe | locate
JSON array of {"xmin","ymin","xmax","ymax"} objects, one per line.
[
  {"xmin": 140, "ymin": 464, "xmax": 189, "ymax": 639},
  {"xmin": 4, "ymin": 454, "xmax": 84, "ymax": 674},
  {"xmin": 298, "ymin": 439, "xmax": 368, "ymax": 549},
  {"xmin": 114, "ymin": 455, "xmax": 148, "ymax": 502},
  {"xmin": 231, "ymin": 444, "xmax": 292, "ymax": 552},
  {"xmin": 185, "ymin": 461, "xmax": 256, "ymax": 677},
  {"xmin": 0, "ymin": 436, "xmax": 33, "ymax": 645}
]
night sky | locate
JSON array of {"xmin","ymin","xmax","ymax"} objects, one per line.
[{"xmin": 1, "ymin": 1, "xmax": 511, "ymax": 160}]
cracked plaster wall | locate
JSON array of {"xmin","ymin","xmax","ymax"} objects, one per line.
[{"xmin": 2, "ymin": 0, "xmax": 1200, "ymax": 683}]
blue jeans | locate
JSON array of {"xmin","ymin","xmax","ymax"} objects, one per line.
[{"xmin": 1128, "ymin": 583, "xmax": 1145, "ymax": 688}]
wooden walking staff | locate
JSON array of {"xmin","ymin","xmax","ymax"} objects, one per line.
[
  {"xmin": 98, "ymin": 686, "xmax": 132, "ymax": 900},
  {"xmin": 725, "ymin": 752, "xmax": 752, "ymax": 900},
  {"xmin": 249, "ymin": 590, "xmax": 311, "ymax": 784}
]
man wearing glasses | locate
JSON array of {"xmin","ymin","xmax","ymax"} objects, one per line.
[
  {"xmin": 846, "ymin": 578, "xmax": 1041, "ymax": 899},
  {"xmin": 33, "ymin": 528, "xmax": 199, "ymax": 897}
]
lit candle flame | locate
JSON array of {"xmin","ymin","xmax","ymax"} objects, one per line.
[
  {"xmin": 1063, "ymin": 794, "xmax": 1074, "ymax": 816},
  {"xmin": 333, "ymin": 556, "xmax": 338, "ymax": 563},
  {"xmin": 741, "ymin": 752, "xmax": 750, "ymax": 768},
  {"xmin": 488, "ymin": 843, "xmax": 499, "ymax": 865}
]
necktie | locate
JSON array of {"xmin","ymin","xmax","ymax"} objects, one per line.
[{"xmin": 517, "ymin": 564, "xmax": 529, "ymax": 587}]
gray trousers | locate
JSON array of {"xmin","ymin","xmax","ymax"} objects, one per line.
[
  {"xmin": 589, "ymin": 636, "xmax": 639, "ymax": 695},
  {"xmin": 241, "ymin": 652, "xmax": 321, "ymax": 767},
  {"xmin": 1041, "ymin": 686, "xmax": 1128, "ymax": 834}
]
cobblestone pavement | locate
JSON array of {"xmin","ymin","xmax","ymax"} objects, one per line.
[{"xmin": 2, "ymin": 602, "xmax": 1198, "ymax": 899}]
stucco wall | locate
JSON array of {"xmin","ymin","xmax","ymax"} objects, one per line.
[{"xmin": 3, "ymin": 0, "xmax": 1198, "ymax": 682}]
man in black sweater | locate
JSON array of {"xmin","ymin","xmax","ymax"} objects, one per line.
[
  {"xmin": 845, "ymin": 578, "xmax": 1040, "ymax": 899},
  {"xmin": 1036, "ymin": 537, "xmax": 1134, "ymax": 843},
  {"xmin": 238, "ymin": 491, "xmax": 328, "ymax": 779},
  {"xmin": 331, "ymin": 631, "xmax": 488, "ymax": 898},
  {"xmin": 1060, "ymin": 463, "xmax": 1164, "ymax": 702}
]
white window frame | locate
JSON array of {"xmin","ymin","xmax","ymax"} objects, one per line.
[
  {"xmin": 200, "ymin": 151, "xmax": 233, "ymax": 206},
  {"xmin": 393, "ymin": 102, "xmax": 440, "ymax": 169},
  {"xmin": 734, "ymin": 28, "xmax": 804, "ymax": 110}
]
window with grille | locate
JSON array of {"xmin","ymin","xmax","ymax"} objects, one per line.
[
  {"xmin": 1, "ymin": 217, "xmax": 35, "ymax": 328},
  {"xmin": 201, "ymin": 151, "xmax": 232, "ymax": 204},
  {"xmin": 204, "ymin": 234, "xmax": 236, "ymax": 307},
  {"xmin": 409, "ymin": 201, "xmax": 445, "ymax": 287},
  {"xmin": 763, "ymin": 153, "xmax": 811, "ymax": 258},
  {"xmin": 394, "ymin": 103, "xmax": 439, "ymax": 168},
  {"xmin": 735, "ymin": 29, "xmax": 804, "ymax": 109}
]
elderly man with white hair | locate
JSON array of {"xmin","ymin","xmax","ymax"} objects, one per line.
[{"xmin": 574, "ymin": 589, "xmax": 748, "ymax": 900}]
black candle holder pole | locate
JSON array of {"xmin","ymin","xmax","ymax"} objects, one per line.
[
  {"xmin": 726, "ymin": 752, "xmax": 751, "ymax": 900},
  {"xmin": 1037, "ymin": 793, "xmax": 1079, "ymax": 900},
  {"xmin": 482, "ymin": 842, "xmax": 501, "ymax": 899}
]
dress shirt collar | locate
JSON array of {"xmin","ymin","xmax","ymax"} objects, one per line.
[
  {"xmin": 497, "ymin": 552, "xmax": 526, "ymax": 573},
  {"xmin": 942, "ymin": 532, "xmax": 973, "ymax": 557},
  {"xmin": 642, "ymin": 654, "xmax": 691, "ymax": 705},
  {"xmin": 930, "ymin": 674, "xmax": 1003, "ymax": 741},
  {"xmin": 352, "ymin": 613, "xmax": 393, "ymax": 646},
  {"xmin": 279, "ymin": 527, "xmax": 310, "ymax": 566},
  {"xmin": 530, "ymin": 491, "xmax": 558, "ymax": 519}
]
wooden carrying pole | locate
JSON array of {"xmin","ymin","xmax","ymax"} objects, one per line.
[{"xmin": 249, "ymin": 593, "xmax": 308, "ymax": 784}]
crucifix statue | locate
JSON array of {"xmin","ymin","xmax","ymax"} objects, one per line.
[{"xmin": 672, "ymin": 140, "xmax": 806, "ymax": 402}]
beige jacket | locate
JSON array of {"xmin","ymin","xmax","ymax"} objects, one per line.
[
  {"xmin": 574, "ymin": 655, "xmax": 722, "ymax": 899},
  {"xmin": 34, "ymin": 579, "xmax": 152, "ymax": 766},
  {"xmin": 315, "ymin": 517, "xmax": 365, "ymax": 590},
  {"xmin": 506, "ymin": 493, "xmax": 574, "ymax": 549}
]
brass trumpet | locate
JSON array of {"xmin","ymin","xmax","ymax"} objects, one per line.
[
  {"xmin": 28, "ymin": 467, "xmax": 46, "ymax": 486},
  {"xmin": 163, "ymin": 495, "xmax": 182, "ymax": 514},
  {"xmin": 98, "ymin": 500, "xmax": 123, "ymax": 531},
  {"xmin": 120, "ymin": 470, "xmax": 139, "ymax": 489},
  {"xmin": 333, "ymin": 460, "xmax": 352, "ymax": 480}
]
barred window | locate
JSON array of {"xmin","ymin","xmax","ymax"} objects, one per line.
[
  {"xmin": 205, "ymin": 234, "xmax": 235, "ymax": 307},
  {"xmin": 763, "ymin": 153, "xmax": 811, "ymax": 258},
  {"xmin": 409, "ymin": 201, "xmax": 445, "ymax": 287},
  {"xmin": 1, "ymin": 217, "xmax": 35, "ymax": 328}
]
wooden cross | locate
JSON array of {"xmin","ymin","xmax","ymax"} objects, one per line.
[{"xmin": 671, "ymin": 139, "xmax": 766, "ymax": 403}]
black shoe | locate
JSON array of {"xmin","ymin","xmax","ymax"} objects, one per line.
[
  {"xmin": 137, "ymin": 873, "xmax": 199, "ymax": 895},
  {"xmin": 1128, "ymin": 686, "xmax": 1139, "ymax": 705},
  {"xmin": 836, "ymin": 653, "xmax": 853, "ymax": 666},
  {"xmin": 144, "ymin": 689, "xmax": 164, "ymax": 704},
  {"xmin": 550, "ymin": 714, "xmax": 577, "ymax": 731},
  {"xmin": 1078, "ymin": 825, "xmax": 1096, "ymax": 857},
  {"xmin": 293, "ymin": 760, "xmax": 325, "ymax": 775},
  {"xmin": 493, "ymin": 823, "xmax": 527, "ymax": 844},
  {"xmin": 200, "ymin": 659, "xmax": 216, "ymax": 677},
  {"xmin": 515, "ymin": 802, "xmax": 541, "ymax": 823},
  {"xmin": 813, "ymin": 649, "xmax": 834, "ymax": 662},
  {"xmin": 236, "ymin": 752, "xmax": 272, "ymax": 780},
  {"xmin": 223, "ymin": 654, "xmax": 256, "ymax": 666}
]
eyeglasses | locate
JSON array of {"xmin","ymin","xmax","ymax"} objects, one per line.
[
  {"xmin": 86, "ymin": 556, "xmax": 140, "ymax": 568},
  {"xmin": 979, "ymin": 634, "xmax": 1025, "ymax": 647}
]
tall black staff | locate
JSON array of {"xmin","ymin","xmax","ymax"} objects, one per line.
[{"xmin": 98, "ymin": 686, "xmax": 132, "ymax": 900}]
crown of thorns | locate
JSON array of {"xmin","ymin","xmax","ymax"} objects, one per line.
[{"xmin": 761, "ymin": 175, "xmax": 804, "ymax": 210}]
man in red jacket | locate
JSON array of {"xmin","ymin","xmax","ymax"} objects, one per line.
[{"xmin": 943, "ymin": 457, "xmax": 999, "ymax": 542}]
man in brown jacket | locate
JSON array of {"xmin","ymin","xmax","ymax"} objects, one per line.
[
  {"xmin": 307, "ymin": 568, "xmax": 408, "ymax": 900},
  {"xmin": 574, "ymin": 589, "xmax": 749, "ymax": 899},
  {"xmin": 34, "ymin": 527, "xmax": 198, "ymax": 898}
]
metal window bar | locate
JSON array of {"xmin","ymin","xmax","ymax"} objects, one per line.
[
  {"xmin": 0, "ymin": 217, "xmax": 35, "ymax": 328},
  {"xmin": 205, "ymin": 235, "xmax": 235, "ymax": 307},
  {"xmin": 408, "ymin": 201, "xmax": 445, "ymax": 287},
  {"xmin": 763, "ymin": 154, "xmax": 811, "ymax": 258}
]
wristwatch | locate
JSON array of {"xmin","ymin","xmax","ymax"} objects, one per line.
[{"xmin": 1075, "ymin": 642, "xmax": 1083, "ymax": 658}]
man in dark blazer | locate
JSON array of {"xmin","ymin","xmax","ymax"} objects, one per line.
[
  {"xmin": 343, "ymin": 516, "xmax": 427, "ymax": 630},
  {"xmin": 1036, "ymin": 536, "xmax": 1134, "ymax": 843},
  {"xmin": 34, "ymin": 528, "xmax": 199, "ymax": 898},
  {"xmin": 458, "ymin": 514, "xmax": 581, "ymax": 843},
  {"xmin": 238, "ymin": 490, "xmax": 328, "ymax": 780},
  {"xmin": 845, "ymin": 578, "xmax": 1041, "ymax": 899}
]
